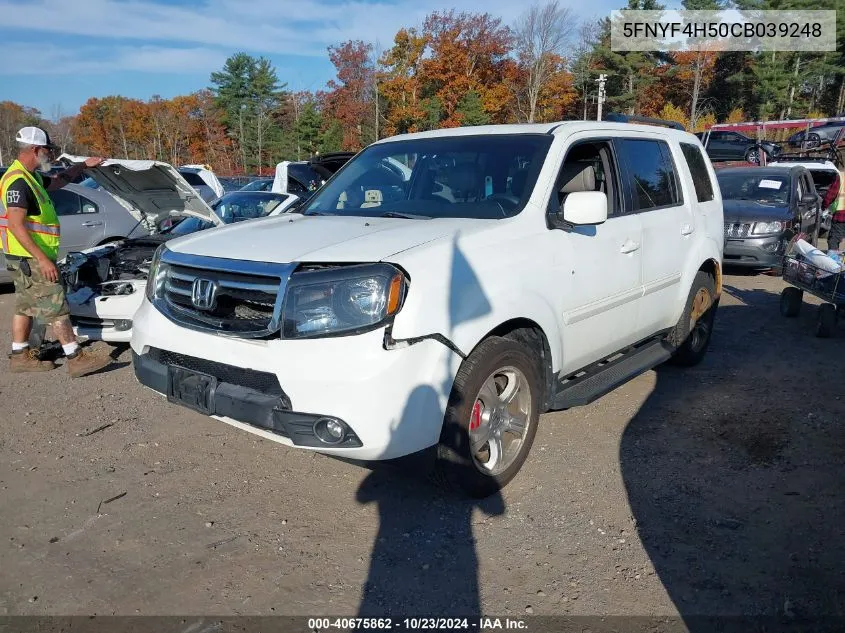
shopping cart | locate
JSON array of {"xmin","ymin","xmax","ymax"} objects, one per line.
[{"xmin": 780, "ymin": 239, "xmax": 845, "ymax": 337}]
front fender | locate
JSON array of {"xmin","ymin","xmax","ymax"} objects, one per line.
[{"xmin": 389, "ymin": 224, "xmax": 562, "ymax": 370}]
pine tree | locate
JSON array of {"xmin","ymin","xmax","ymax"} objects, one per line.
[
  {"xmin": 594, "ymin": 0, "xmax": 666, "ymax": 117},
  {"xmin": 456, "ymin": 91, "xmax": 490, "ymax": 126},
  {"xmin": 296, "ymin": 102, "xmax": 323, "ymax": 158},
  {"xmin": 210, "ymin": 53, "xmax": 286, "ymax": 173}
]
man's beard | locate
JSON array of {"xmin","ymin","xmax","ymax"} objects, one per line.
[{"xmin": 38, "ymin": 153, "xmax": 52, "ymax": 171}]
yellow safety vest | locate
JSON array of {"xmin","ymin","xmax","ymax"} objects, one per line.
[{"xmin": 0, "ymin": 159, "xmax": 61, "ymax": 260}]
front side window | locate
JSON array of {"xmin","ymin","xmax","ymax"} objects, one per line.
[
  {"xmin": 615, "ymin": 139, "xmax": 682, "ymax": 211},
  {"xmin": 548, "ymin": 140, "xmax": 620, "ymax": 217},
  {"xmin": 303, "ymin": 134, "xmax": 554, "ymax": 220}
]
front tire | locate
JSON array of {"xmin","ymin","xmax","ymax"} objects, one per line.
[
  {"xmin": 436, "ymin": 335, "xmax": 542, "ymax": 498},
  {"xmin": 668, "ymin": 271, "xmax": 718, "ymax": 367}
]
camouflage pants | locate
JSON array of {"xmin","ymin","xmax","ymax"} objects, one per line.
[{"xmin": 6, "ymin": 257, "xmax": 70, "ymax": 320}]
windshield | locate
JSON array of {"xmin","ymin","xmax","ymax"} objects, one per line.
[
  {"xmin": 240, "ymin": 179, "xmax": 273, "ymax": 192},
  {"xmin": 165, "ymin": 191, "xmax": 291, "ymax": 236},
  {"xmin": 302, "ymin": 134, "xmax": 553, "ymax": 220},
  {"xmin": 717, "ymin": 172, "xmax": 790, "ymax": 205}
]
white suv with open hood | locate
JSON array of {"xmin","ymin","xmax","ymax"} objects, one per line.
[{"xmin": 130, "ymin": 119, "xmax": 724, "ymax": 497}]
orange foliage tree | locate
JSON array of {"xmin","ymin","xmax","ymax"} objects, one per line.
[
  {"xmin": 420, "ymin": 10, "xmax": 515, "ymax": 127},
  {"xmin": 73, "ymin": 92, "xmax": 235, "ymax": 172},
  {"xmin": 320, "ymin": 40, "xmax": 375, "ymax": 151},
  {"xmin": 378, "ymin": 28, "xmax": 429, "ymax": 136}
]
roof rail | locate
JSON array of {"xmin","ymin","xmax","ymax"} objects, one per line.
[
  {"xmin": 768, "ymin": 155, "xmax": 836, "ymax": 164},
  {"xmin": 604, "ymin": 113, "xmax": 686, "ymax": 131}
]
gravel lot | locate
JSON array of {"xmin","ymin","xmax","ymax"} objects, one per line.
[{"xmin": 1, "ymin": 270, "xmax": 844, "ymax": 621}]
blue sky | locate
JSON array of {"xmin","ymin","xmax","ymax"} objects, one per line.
[{"xmin": 1, "ymin": 0, "xmax": 637, "ymax": 119}]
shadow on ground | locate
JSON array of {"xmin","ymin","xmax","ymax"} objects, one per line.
[
  {"xmin": 355, "ymin": 462, "xmax": 504, "ymax": 619},
  {"xmin": 620, "ymin": 292, "xmax": 845, "ymax": 624}
]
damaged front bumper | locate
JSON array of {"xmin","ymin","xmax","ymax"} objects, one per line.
[
  {"xmin": 130, "ymin": 297, "xmax": 460, "ymax": 460},
  {"xmin": 67, "ymin": 281, "xmax": 145, "ymax": 343}
]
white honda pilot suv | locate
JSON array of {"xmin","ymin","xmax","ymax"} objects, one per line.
[{"xmin": 131, "ymin": 118, "xmax": 724, "ymax": 497}]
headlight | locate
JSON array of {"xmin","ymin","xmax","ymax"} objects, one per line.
[
  {"xmin": 752, "ymin": 221, "xmax": 785, "ymax": 235},
  {"xmin": 282, "ymin": 263, "xmax": 406, "ymax": 338},
  {"xmin": 145, "ymin": 245, "xmax": 168, "ymax": 301}
]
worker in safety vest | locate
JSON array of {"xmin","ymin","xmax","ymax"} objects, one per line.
[{"xmin": 1, "ymin": 127, "xmax": 112, "ymax": 376}]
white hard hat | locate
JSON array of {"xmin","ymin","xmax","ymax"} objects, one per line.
[{"xmin": 16, "ymin": 126, "xmax": 58, "ymax": 149}]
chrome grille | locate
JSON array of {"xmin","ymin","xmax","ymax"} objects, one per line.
[
  {"xmin": 154, "ymin": 250, "xmax": 296, "ymax": 338},
  {"xmin": 724, "ymin": 222, "xmax": 751, "ymax": 238}
]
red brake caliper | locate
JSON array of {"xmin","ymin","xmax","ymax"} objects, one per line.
[{"xmin": 470, "ymin": 400, "xmax": 483, "ymax": 431}]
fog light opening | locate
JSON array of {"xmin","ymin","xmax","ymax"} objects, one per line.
[
  {"xmin": 114, "ymin": 319, "xmax": 133, "ymax": 332},
  {"xmin": 313, "ymin": 417, "xmax": 348, "ymax": 445}
]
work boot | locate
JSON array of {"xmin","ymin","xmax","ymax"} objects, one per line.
[
  {"xmin": 66, "ymin": 346, "xmax": 113, "ymax": 378},
  {"xmin": 9, "ymin": 348, "xmax": 57, "ymax": 373}
]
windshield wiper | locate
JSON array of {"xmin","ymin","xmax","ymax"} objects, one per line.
[{"xmin": 379, "ymin": 211, "xmax": 432, "ymax": 220}]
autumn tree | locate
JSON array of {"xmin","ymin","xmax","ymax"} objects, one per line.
[
  {"xmin": 73, "ymin": 96, "xmax": 149, "ymax": 159},
  {"xmin": 378, "ymin": 28, "xmax": 429, "ymax": 135},
  {"xmin": 321, "ymin": 41, "xmax": 375, "ymax": 151},
  {"xmin": 513, "ymin": 1, "xmax": 576, "ymax": 123},
  {"xmin": 571, "ymin": 20, "xmax": 602, "ymax": 120},
  {"xmin": 0, "ymin": 101, "xmax": 42, "ymax": 165},
  {"xmin": 420, "ymin": 10, "xmax": 515, "ymax": 126}
]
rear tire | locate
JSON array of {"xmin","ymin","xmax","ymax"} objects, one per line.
[
  {"xmin": 435, "ymin": 335, "xmax": 542, "ymax": 498},
  {"xmin": 780, "ymin": 287, "xmax": 803, "ymax": 317},
  {"xmin": 668, "ymin": 271, "xmax": 718, "ymax": 367},
  {"xmin": 816, "ymin": 303, "xmax": 837, "ymax": 338}
]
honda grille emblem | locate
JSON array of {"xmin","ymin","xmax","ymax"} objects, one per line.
[{"xmin": 191, "ymin": 278, "xmax": 218, "ymax": 311}]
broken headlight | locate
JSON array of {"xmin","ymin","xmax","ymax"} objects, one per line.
[{"xmin": 281, "ymin": 264, "xmax": 406, "ymax": 338}]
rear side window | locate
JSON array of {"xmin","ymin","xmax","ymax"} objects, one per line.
[
  {"xmin": 179, "ymin": 171, "xmax": 205, "ymax": 186},
  {"xmin": 680, "ymin": 143, "xmax": 714, "ymax": 202},
  {"xmin": 615, "ymin": 138, "xmax": 681, "ymax": 211}
]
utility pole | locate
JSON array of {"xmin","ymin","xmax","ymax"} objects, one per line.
[{"xmin": 596, "ymin": 74, "xmax": 607, "ymax": 122}]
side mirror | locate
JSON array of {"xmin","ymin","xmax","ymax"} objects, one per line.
[
  {"xmin": 801, "ymin": 193, "xmax": 819, "ymax": 206},
  {"xmin": 560, "ymin": 191, "xmax": 608, "ymax": 226}
]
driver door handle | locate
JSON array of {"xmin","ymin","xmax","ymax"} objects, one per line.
[
  {"xmin": 81, "ymin": 221, "xmax": 103, "ymax": 227},
  {"xmin": 620, "ymin": 239, "xmax": 640, "ymax": 254},
  {"xmin": 681, "ymin": 223, "xmax": 693, "ymax": 236}
]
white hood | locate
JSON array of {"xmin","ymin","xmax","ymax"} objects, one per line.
[
  {"xmin": 60, "ymin": 154, "xmax": 223, "ymax": 229},
  {"xmin": 181, "ymin": 164, "xmax": 225, "ymax": 199},
  {"xmin": 272, "ymin": 161, "xmax": 290, "ymax": 194},
  {"xmin": 166, "ymin": 213, "xmax": 489, "ymax": 263}
]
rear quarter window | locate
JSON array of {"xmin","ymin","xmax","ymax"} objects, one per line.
[{"xmin": 680, "ymin": 143, "xmax": 715, "ymax": 203}]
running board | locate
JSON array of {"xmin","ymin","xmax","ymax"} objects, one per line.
[{"xmin": 551, "ymin": 338, "xmax": 673, "ymax": 410}]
